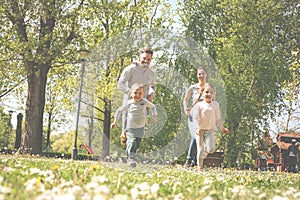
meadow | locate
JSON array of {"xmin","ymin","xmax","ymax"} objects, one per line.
[{"xmin": 0, "ymin": 154, "xmax": 300, "ymax": 200}]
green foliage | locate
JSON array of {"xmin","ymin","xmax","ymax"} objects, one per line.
[
  {"xmin": 181, "ymin": 0, "xmax": 299, "ymax": 166},
  {"xmin": 0, "ymin": 107, "xmax": 13, "ymax": 149},
  {"xmin": 1, "ymin": 155, "xmax": 300, "ymax": 199}
]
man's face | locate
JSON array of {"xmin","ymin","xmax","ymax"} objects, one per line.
[{"xmin": 140, "ymin": 53, "xmax": 152, "ymax": 67}]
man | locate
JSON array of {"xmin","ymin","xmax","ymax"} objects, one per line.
[
  {"xmin": 287, "ymin": 139, "xmax": 299, "ymax": 173},
  {"xmin": 117, "ymin": 47, "xmax": 156, "ymax": 144}
]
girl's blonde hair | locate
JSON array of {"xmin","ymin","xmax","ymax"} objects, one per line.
[{"xmin": 130, "ymin": 83, "xmax": 144, "ymax": 92}]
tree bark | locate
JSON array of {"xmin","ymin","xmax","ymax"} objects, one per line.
[
  {"xmin": 19, "ymin": 65, "xmax": 50, "ymax": 154},
  {"xmin": 14, "ymin": 113, "xmax": 23, "ymax": 149},
  {"xmin": 102, "ymin": 98, "xmax": 111, "ymax": 160}
]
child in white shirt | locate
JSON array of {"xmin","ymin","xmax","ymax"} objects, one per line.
[
  {"xmin": 111, "ymin": 83, "xmax": 157, "ymax": 167},
  {"xmin": 194, "ymin": 83, "xmax": 229, "ymax": 172}
]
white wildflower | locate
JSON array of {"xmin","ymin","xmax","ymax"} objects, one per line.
[
  {"xmin": 25, "ymin": 177, "xmax": 37, "ymax": 191},
  {"xmin": 203, "ymin": 178, "xmax": 214, "ymax": 185},
  {"xmin": 70, "ymin": 185, "xmax": 82, "ymax": 194},
  {"xmin": 203, "ymin": 196, "xmax": 214, "ymax": 200},
  {"xmin": 94, "ymin": 185, "xmax": 110, "ymax": 195},
  {"xmin": 92, "ymin": 175, "xmax": 108, "ymax": 184},
  {"xmin": 272, "ymin": 196, "xmax": 289, "ymax": 200},
  {"xmin": 50, "ymin": 193, "xmax": 76, "ymax": 200},
  {"xmin": 60, "ymin": 181, "xmax": 74, "ymax": 189},
  {"xmin": 150, "ymin": 183, "xmax": 159, "ymax": 194},
  {"xmin": 29, "ymin": 168, "xmax": 41, "ymax": 174},
  {"xmin": 162, "ymin": 179, "xmax": 170, "ymax": 185},
  {"xmin": 0, "ymin": 186, "xmax": 12, "ymax": 194},
  {"xmin": 85, "ymin": 182, "xmax": 99, "ymax": 191},
  {"xmin": 200, "ymin": 185, "xmax": 211, "ymax": 193},
  {"xmin": 173, "ymin": 193, "xmax": 185, "ymax": 200},
  {"xmin": 44, "ymin": 173, "xmax": 55, "ymax": 184},
  {"xmin": 231, "ymin": 185, "xmax": 245, "ymax": 194},
  {"xmin": 110, "ymin": 194, "xmax": 128, "ymax": 200},
  {"xmin": 139, "ymin": 182, "xmax": 150, "ymax": 191},
  {"xmin": 130, "ymin": 187, "xmax": 139, "ymax": 200},
  {"xmin": 93, "ymin": 193, "xmax": 109, "ymax": 200},
  {"xmin": 258, "ymin": 192, "xmax": 266, "ymax": 199},
  {"xmin": 294, "ymin": 192, "xmax": 300, "ymax": 198}
]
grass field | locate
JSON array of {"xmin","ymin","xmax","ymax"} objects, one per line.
[{"xmin": 0, "ymin": 154, "xmax": 300, "ymax": 200}]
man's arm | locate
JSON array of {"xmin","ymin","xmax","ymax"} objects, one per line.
[{"xmin": 117, "ymin": 66, "xmax": 132, "ymax": 94}]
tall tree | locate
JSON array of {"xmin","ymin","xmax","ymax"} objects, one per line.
[{"xmin": 0, "ymin": 0, "xmax": 85, "ymax": 154}]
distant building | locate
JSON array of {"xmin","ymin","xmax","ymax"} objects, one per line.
[{"xmin": 270, "ymin": 133, "xmax": 300, "ymax": 172}]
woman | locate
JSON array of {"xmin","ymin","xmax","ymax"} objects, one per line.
[{"xmin": 183, "ymin": 67, "xmax": 209, "ymax": 167}]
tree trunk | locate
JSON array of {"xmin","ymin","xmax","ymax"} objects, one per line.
[
  {"xmin": 19, "ymin": 66, "xmax": 50, "ymax": 154},
  {"xmin": 46, "ymin": 111, "xmax": 52, "ymax": 150},
  {"xmin": 14, "ymin": 113, "xmax": 23, "ymax": 149},
  {"xmin": 102, "ymin": 98, "xmax": 111, "ymax": 160}
]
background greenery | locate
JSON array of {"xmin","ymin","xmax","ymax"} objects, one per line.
[{"xmin": 0, "ymin": 0, "xmax": 299, "ymax": 167}]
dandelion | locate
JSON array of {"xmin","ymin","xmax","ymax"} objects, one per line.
[
  {"xmin": 90, "ymin": 165, "xmax": 99, "ymax": 171},
  {"xmin": 51, "ymin": 165, "xmax": 59, "ymax": 172}
]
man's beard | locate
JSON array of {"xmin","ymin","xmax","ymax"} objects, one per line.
[{"xmin": 141, "ymin": 63, "xmax": 149, "ymax": 68}]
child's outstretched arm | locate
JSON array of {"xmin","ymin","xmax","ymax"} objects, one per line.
[
  {"xmin": 146, "ymin": 99, "xmax": 158, "ymax": 124},
  {"xmin": 111, "ymin": 117, "xmax": 118, "ymax": 129},
  {"xmin": 217, "ymin": 119, "xmax": 229, "ymax": 134}
]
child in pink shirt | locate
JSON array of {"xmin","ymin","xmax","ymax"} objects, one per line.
[{"xmin": 194, "ymin": 83, "xmax": 229, "ymax": 172}]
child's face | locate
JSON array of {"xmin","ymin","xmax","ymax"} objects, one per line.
[
  {"xmin": 131, "ymin": 87, "xmax": 144, "ymax": 102},
  {"xmin": 203, "ymin": 87, "xmax": 214, "ymax": 103}
]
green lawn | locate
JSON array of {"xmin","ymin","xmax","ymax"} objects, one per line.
[{"xmin": 0, "ymin": 154, "xmax": 300, "ymax": 199}]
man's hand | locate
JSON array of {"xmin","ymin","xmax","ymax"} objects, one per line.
[{"xmin": 147, "ymin": 95, "xmax": 154, "ymax": 102}]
